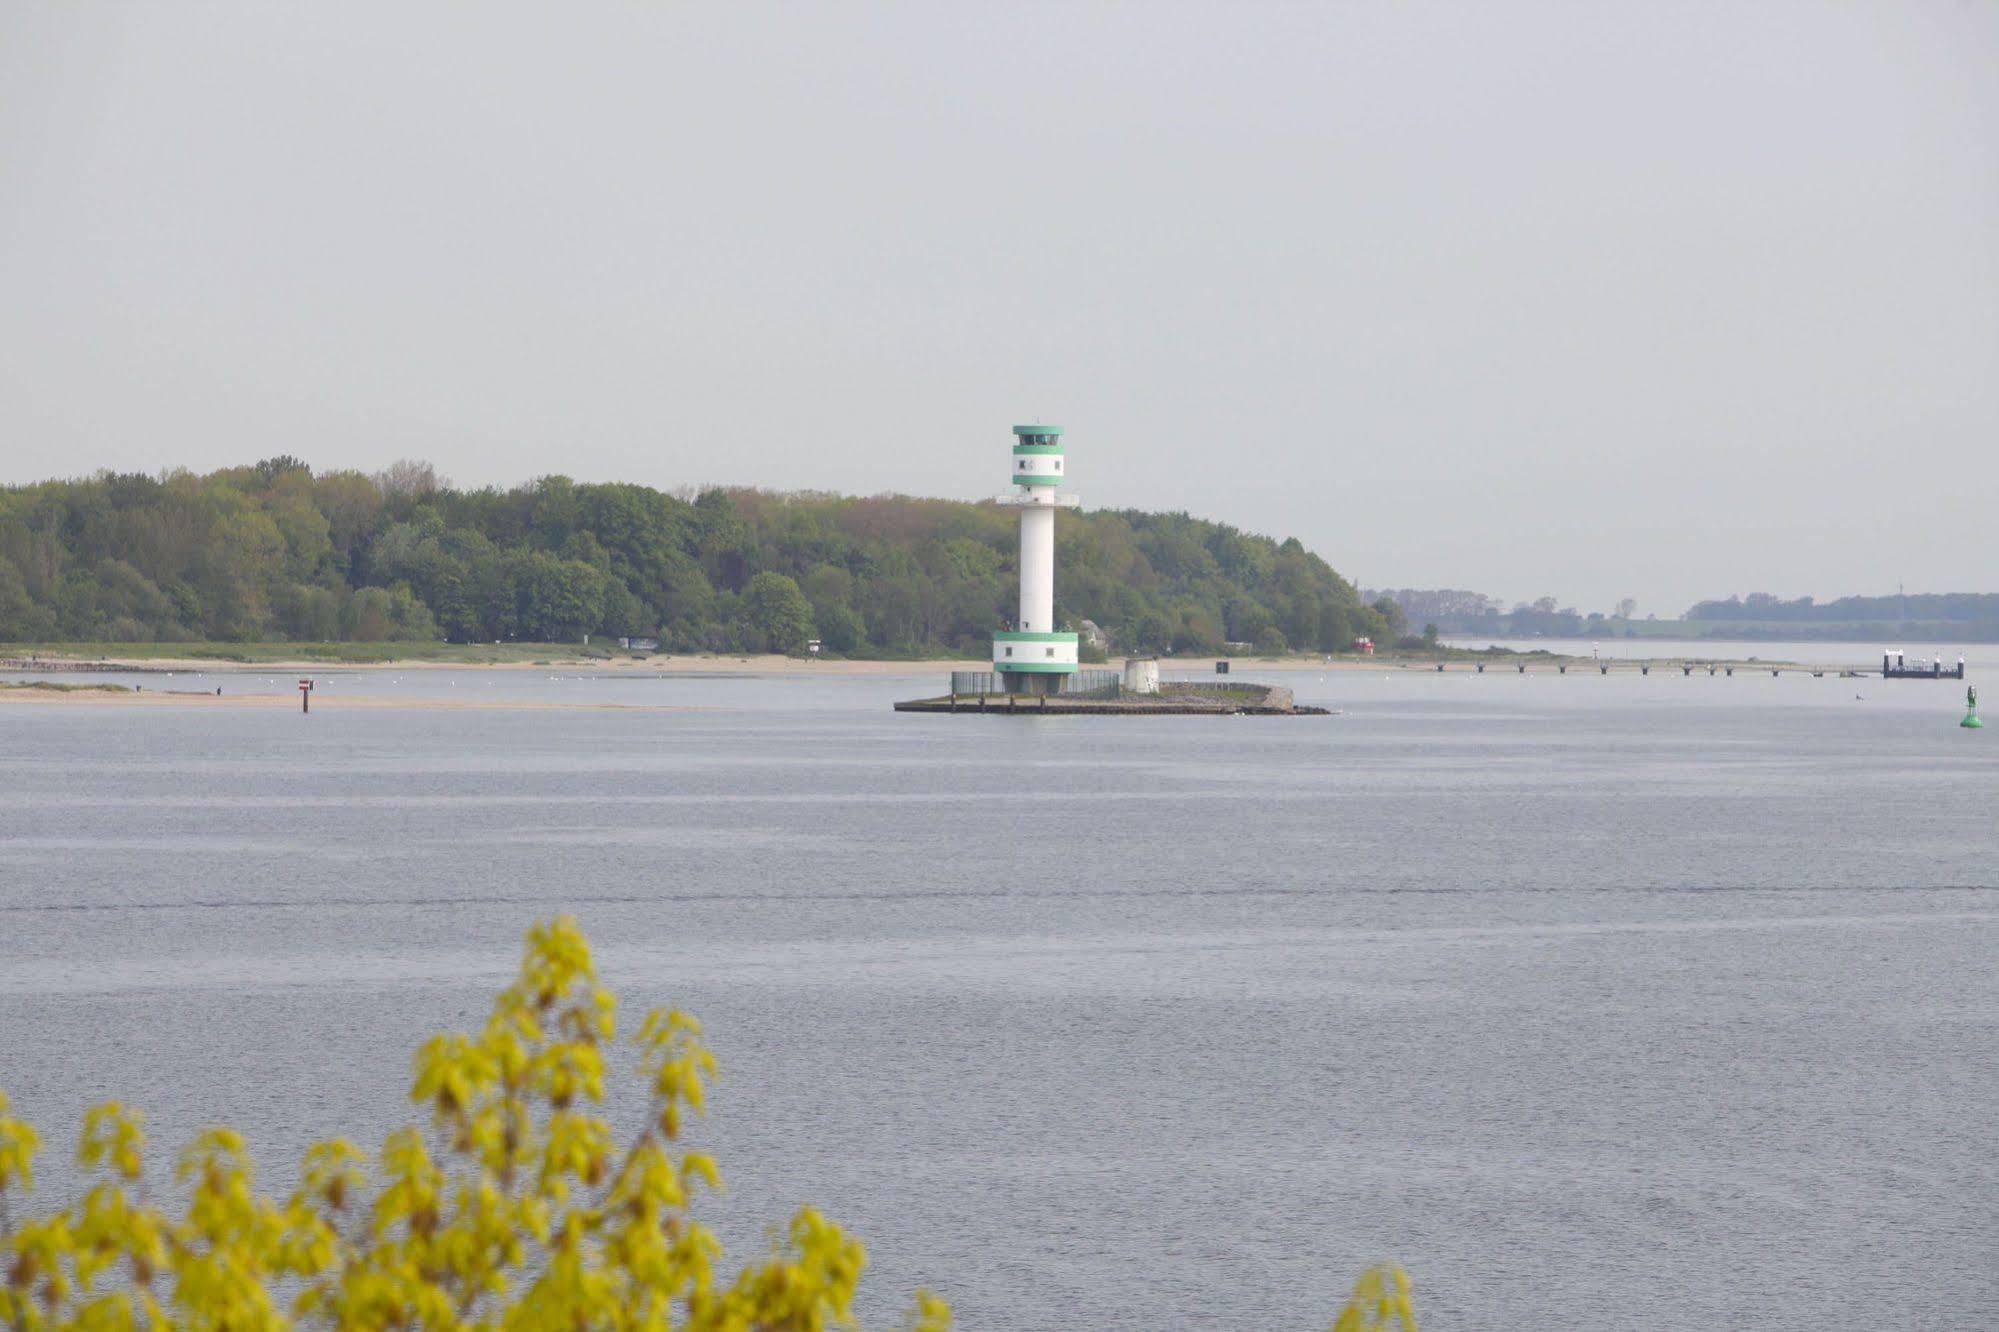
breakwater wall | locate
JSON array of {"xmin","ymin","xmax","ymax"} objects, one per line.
[{"xmin": 893, "ymin": 680, "xmax": 1323, "ymax": 716}]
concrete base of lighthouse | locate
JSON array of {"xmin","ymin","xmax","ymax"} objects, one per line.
[
  {"xmin": 894, "ymin": 676, "xmax": 1328, "ymax": 715},
  {"xmin": 1000, "ymin": 670, "xmax": 1065, "ymax": 696}
]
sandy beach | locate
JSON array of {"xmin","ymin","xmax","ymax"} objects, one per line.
[
  {"xmin": 0, "ymin": 649, "xmax": 1741, "ymax": 711},
  {"xmin": 0, "ymin": 649, "xmax": 1668, "ymax": 709},
  {"xmin": 0, "ymin": 686, "xmax": 719, "ymax": 711},
  {"xmin": 3, "ymin": 652, "xmax": 973, "ymax": 677},
  {"xmin": 0, "ymin": 652, "xmax": 1559, "ymax": 680}
]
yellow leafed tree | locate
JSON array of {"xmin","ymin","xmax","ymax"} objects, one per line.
[{"xmin": 0, "ymin": 917, "xmax": 1411, "ymax": 1331}]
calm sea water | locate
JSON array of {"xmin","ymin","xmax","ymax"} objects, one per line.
[{"xmin": 2, "ymin": 654, "xmax": 1995, "ymax": 1329}]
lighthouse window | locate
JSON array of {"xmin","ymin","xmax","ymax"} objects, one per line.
[
  {"xmin": 1053, "ymin": 459, "xmax": 1061, "ymax": 470},
  {"xmin": 1045, "ymin": 648, "xmax": 1055, "ymax": 658},
  {"xmin": 1019, "ymin": 460, "xmax": 1026, "ymax": 469},
  {"xmin": 1004, "ymin": 647, "xmax": 1013, "ymax": 657}
]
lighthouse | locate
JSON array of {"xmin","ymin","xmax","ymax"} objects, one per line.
[{"xmin": 995, "ymin": 424, "xmax": 1080, "ymax": 694}]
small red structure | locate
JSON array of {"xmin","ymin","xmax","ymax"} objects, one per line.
[
  {"xmin": 298, "ymin": 678, "xmax": 314, "ymax": 713},
  {"xmin": 1351, "ymin": 636, "xmax": 1375, "ymax": 656}
]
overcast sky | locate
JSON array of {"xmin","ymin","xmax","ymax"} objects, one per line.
[{"xmin": 2, "ymin": 3, "xmax": 1993, "ymax": 614}]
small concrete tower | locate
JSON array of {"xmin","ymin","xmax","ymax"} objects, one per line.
[{"xmin": 995, "ymin": 424, "xmax": 1080, "ymax": 694}]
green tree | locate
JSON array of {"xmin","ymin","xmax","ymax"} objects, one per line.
[
  {"xmin": 1371, "ymin": 596, "xmax": 1407, "ymax": 638},
  {"xmin": 598, "ymin": 579, "xmax": 649, "ymax": 638},
  {"xmin": 1132, "ymin": 610, "xmax": 1175, "ymax": 654},
  {"xmin": 693, "ymin": 489, "xmax": 752, "ymax": 591},
  {"xmin": 312, "ymin": 470, "xmax": 385, "ymax": 568},
  {"xmin": 0, "ymin": 560, "xmax": 52, "ymax": 639},
  {"xmin": 344, "ymin": 586, "xmax": 399, "ymax": 641},
  {"xmin": 863, "ymin": 575, "xmax": 923, "ymax": 654},
  {"xmin": 814, "ymin": 602, "xmax": 866, "ymax": 654},
  {"xmin": 514, "ymin": 552, "xmax": 607, "ymax": 642},
  {"xmin": 280, "ymin": 584, "xmax": 348, "ymax": 640},
  {"xmin": 1172, "ymin": 608, "xmax": 1226, "ymax": 655},
  {"xmin": 1314, "ymin": 603, "xmax": 1353, "ymax": 652},
  {"xmin": 195, "ymin": 498, "xmax": 286, "ymax": 639},
  {"xmin": 739, "ymin": 571, "xmax": 814, "ymax": 653}
]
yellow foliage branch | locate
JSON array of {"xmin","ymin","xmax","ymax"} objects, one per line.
[{"xmin": 0, "ymin": 917, "xmax": 1415, "ymax": 1332}]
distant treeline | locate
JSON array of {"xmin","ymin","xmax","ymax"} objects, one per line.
[
  {"xmin": 1686, "ymin": 592, "xmax": 1999, "ymax": 624},
  {"xmin": 1669, "ymin": 591, "xmax": 1999, "ymax": 643},
  {"xmin": 0, "ymin": 459, "xmax": 1393, "ymax": 656},
  {"xmin": 1369, "ymin": 586, "xmax": 1999, "ymax": 642},
  {"xmin": 1364, "ymin": 590, "xmax": 1624, "ymax": 639}
]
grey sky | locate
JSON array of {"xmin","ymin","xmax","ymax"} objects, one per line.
[{"xmin": 2, "ymin": 2, "xmax": 1993, "ymax": 615}]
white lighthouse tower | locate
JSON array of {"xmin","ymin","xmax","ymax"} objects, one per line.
[{"xmin": 994, "ymin": 424, "xmax": 1080, "ymax": 694}]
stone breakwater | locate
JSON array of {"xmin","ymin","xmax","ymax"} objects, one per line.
[{"xmin": 892, "ymin": 681, "xmax": 1328, "ymax": 716}]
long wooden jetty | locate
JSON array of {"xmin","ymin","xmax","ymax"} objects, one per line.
[{"xmin": 1380, "ymin": 656, "xmax": 1962, "ymax": 679}]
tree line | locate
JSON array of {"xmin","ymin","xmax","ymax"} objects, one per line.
[
  {"xmin": 0, "ymin": 458, "xmax": 1393, "ymax": 656},
  {"xmin": 1687, "ymin": 591, "xmax": 1999, "ymax": 624},
  {"xmin": 1364, "ymin": 590, "xmax": 1637, "ymax": 639}
]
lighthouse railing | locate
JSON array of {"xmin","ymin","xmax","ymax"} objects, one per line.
[
  {"xmin": 1061, "ymin": 669, "xmax": 1120, "ymax": 697},
  {"xmin": 950, "ymin": 671, "xmax": 997, "ymax": 696}
]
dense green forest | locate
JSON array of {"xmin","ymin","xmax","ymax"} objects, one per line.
[{"xmin": 0, "ymin": 459, "xmax": 1392, "ymax": 656}]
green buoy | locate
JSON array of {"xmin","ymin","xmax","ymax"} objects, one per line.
[{"xmin": 1964, "ymin": 685, "xmax": 1983, "ymax": 729}]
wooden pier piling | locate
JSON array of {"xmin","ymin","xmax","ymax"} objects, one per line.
[{"xmin": 1325, "ymin": 657, "xmax": 1937, "ymax": 679}]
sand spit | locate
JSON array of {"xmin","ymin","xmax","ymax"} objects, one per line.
[
  {"xmin": 0, "ymin": 687, "xmax": 714, "ymax": 712},
  {"xmin": 2, "ymin": 653, "xmax": 968, "ymax": 677}
]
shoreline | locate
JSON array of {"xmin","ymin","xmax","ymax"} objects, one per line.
[
  {"xmin": 4, "ymin": 650, "xmax": 1581, "ymax": 679},
  {"xmin": 0, "ymin": 649, "xmax": 1867, "ymax": 712},
  {"xmin": 0, "ymin": 685, "xmax": 717, "ymax": 711},
  {"xmin": 2, "ymin": 652, "xmax": 974, "ymax": 676},
  {"xmin": 0, "ymin": 647, "xmax": 1857, "ymax": 680}
]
